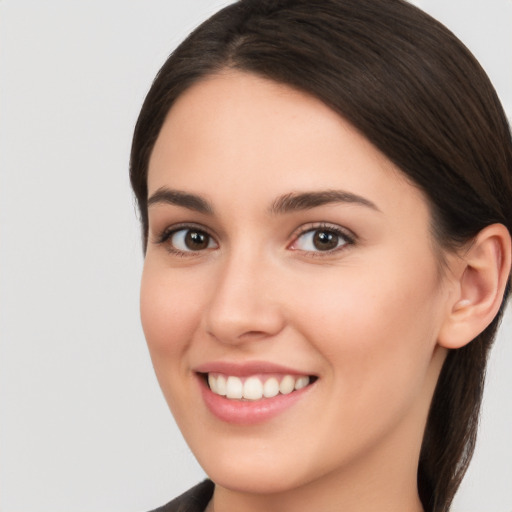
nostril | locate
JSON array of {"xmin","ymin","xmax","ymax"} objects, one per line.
[
  {"xmin": 205, "ymin": 326, "xmax": 282, "ymax": 345},
  {"xmin": 202, "ymin": 281, "xmax": 286, "ymax": 345}
]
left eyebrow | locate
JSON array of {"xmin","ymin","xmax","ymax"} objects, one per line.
[{"xmin": 269, "ymin": 190, "xmax": 381, "ymax": 215}]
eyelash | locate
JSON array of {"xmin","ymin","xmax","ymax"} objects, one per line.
[
  {"xmin": 155, "ymin": 224, "xmax": 217, "ymax": 257},
  {"xmin": 154, "ymin": 222, "xmax": 356, "ymax": 257},
  {"xmin": 289, "ymin": 223, "xmax": 356, "ymax": 256}
]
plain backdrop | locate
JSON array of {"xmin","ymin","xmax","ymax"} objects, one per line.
[{"xmin": 1, "ymin": 1, "xmax": 511, "ymax": 511}]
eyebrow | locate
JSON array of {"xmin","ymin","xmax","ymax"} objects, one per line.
[
  {"xmin": 269, "ymin": 190, "xmax": 380, "ymax": 214},
  {"xmin": 147, "ymin": 187, "xmax": 213, "ymax": 214},
  {"xmin": 147, "ymin": 187, "xmax": 380, "ymax": 216}
]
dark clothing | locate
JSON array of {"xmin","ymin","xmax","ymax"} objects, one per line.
[{"xmin": 148, "ymin": 480, "xmax": 214, "ymax": 512}]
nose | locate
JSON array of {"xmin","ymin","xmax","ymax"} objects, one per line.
[{"xmin": 203, "ymin": 252, "xmax": 285, "ymax": 345}]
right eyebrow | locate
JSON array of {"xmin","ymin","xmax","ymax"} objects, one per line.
[{"xmin": 147, "ymin": 187, "xmax": 213, "ymax": 215}]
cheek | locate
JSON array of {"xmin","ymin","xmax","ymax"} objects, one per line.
[
  {"xmin": 139, "ymin": 262, "xmax": 214, "ymax": 424},
  {"xmin": 140, "ymin": 263, "xmax": 204, "ymax": 364},
  {"xmin": 290, "ymin": 255, "xmax": 443, "ymax": 402}
]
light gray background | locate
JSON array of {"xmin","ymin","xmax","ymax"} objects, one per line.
[{"xmin": 1, "ymin": 1, "xmax": 511, "ymax": 511}]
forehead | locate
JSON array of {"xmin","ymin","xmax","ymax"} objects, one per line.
[{"xmin": 148, "ymin": 71, "xmax": 428, "ymax": 222}]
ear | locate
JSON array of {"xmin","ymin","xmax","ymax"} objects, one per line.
[{"xmin": 438, "ymin": 223, "xmax": 511, "ymax": 349}]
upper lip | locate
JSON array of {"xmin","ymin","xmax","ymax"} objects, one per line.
[{"xmin": 194, "ymin": 360, "xmax": 314, "ymax": 377}]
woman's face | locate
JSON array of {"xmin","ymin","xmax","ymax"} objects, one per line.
[{"xmin": 142, "ymin": 71, "xmax": 452, "ymax": 496}]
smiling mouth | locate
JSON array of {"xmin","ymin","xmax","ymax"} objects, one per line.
[{"xmin": 202, "ymin": 373, "xmax": 317, "ymax": 401}]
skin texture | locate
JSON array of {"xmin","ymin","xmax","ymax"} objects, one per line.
[{"xmin": 141, "ymin": 71, "xmax": 461, "ymax": 512}]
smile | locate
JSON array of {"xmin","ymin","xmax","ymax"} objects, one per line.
[{"xmin": 207, "ymin": 373, "xmax": 311, "ymax": 401}]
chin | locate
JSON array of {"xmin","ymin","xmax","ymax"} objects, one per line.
[
  {"xmin": 191, "ymin": 438, "xmax": 336, "ymax": 497},
  {"xmin": 204, "ymin": 463, "xmax": 309, "ymax": 495}
]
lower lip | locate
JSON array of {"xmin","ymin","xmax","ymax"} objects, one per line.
[{"xmin": 198, "ymin": 376, "xmax": 314, "ymax": 425}]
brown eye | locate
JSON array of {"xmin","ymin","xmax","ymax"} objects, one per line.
[
  {"xmin": 185, "ymin": 230, "xmax": 210, "ymax": 250},
  {"xmin": 312, "ymin": 230, "xmax": 339, "ymax": 251},
  {"xmin": 291, "ymin": 226, "xmax": 351, "ymax": 253},
  {"xmin": 169, "ymin": 228, "xmax": 217, "ymax": 252}
]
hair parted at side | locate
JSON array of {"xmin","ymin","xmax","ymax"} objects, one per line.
[{"xmin": 130, "ymin": 1, "xmax": 512, "ymax": 511}]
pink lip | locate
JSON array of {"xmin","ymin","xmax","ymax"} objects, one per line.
[
  {"xmin": 194, "ymin": 361, "xmax": 316, "ymax": 425},
  {"xmin": 194, "ymin": 360, "xmax": 311, "ymax": 377}
]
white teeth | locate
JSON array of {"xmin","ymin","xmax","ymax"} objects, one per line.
[
  {"xmin": 279, "ymin": 375, "xmax": 295, "ymax": 395},
  {"xmin": 295, "ymin": 376, "xmax": 310, "ymax": 390},
  {"xmin": 263, "ymin": 377, "xmax": 280, "ymax": 398},
  {"xmin": 216, "ymin": 374, "xmax": 227, "ymax": 396},
  {"xmin": 208, "ymin": 373, "xmax": 312, "ymax": 400},
  {"xmin": 226, "ymin": 376, "xmax": 243, "ymax": 399},
  {"xmin": 243, "ymin": 377, "xmax": 263, "ymax": 400},
  {"xmin": 208, "ymin": 373, "xmax": 217, "ymax": 393},
  {"xmin": 208, "ymin": 373, "xmax": 227, "ymax": 395}
]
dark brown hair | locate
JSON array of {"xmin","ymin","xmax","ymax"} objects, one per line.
[{"xmin": 130, "ymin": 1, "xmax": 512, "ymax": 510}]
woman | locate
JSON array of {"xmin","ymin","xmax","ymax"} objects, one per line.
[{"xmin": 130, "ymin": 1, "xmax": 512, "ymax": 511}]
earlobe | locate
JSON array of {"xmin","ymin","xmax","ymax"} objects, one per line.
[{"xmin": 438, "ymin": 223, "xmax": 512, "ymax": 350}]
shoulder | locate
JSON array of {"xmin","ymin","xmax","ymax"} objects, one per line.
[{"xmin": 147, "ymin": 480, "xmax": 215, "ymax": 512}]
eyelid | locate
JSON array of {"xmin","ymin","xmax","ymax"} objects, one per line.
[
  {"xmin": 152, "ymin": 222, "xmax": 218, "ymax": 256},
  {"xmin": 150, "ymin": 221, "xmax": 355, "ymax": 257},
  {"xmin": 288, "ymin": 222, "xmax": 356, "ymax": 253},
  {"xmin": 151, "ymin": 222, "xmax": 207, "ymax": 243}
]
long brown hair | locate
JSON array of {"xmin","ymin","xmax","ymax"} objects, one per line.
[{"xmin": 130, "ymin": 1, "xmax": 512, "ymax": 510}]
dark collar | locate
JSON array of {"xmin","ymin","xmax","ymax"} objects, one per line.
[{"xmin": 148, "ymin": 480, "xmax": 215, "ymax": 512}]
